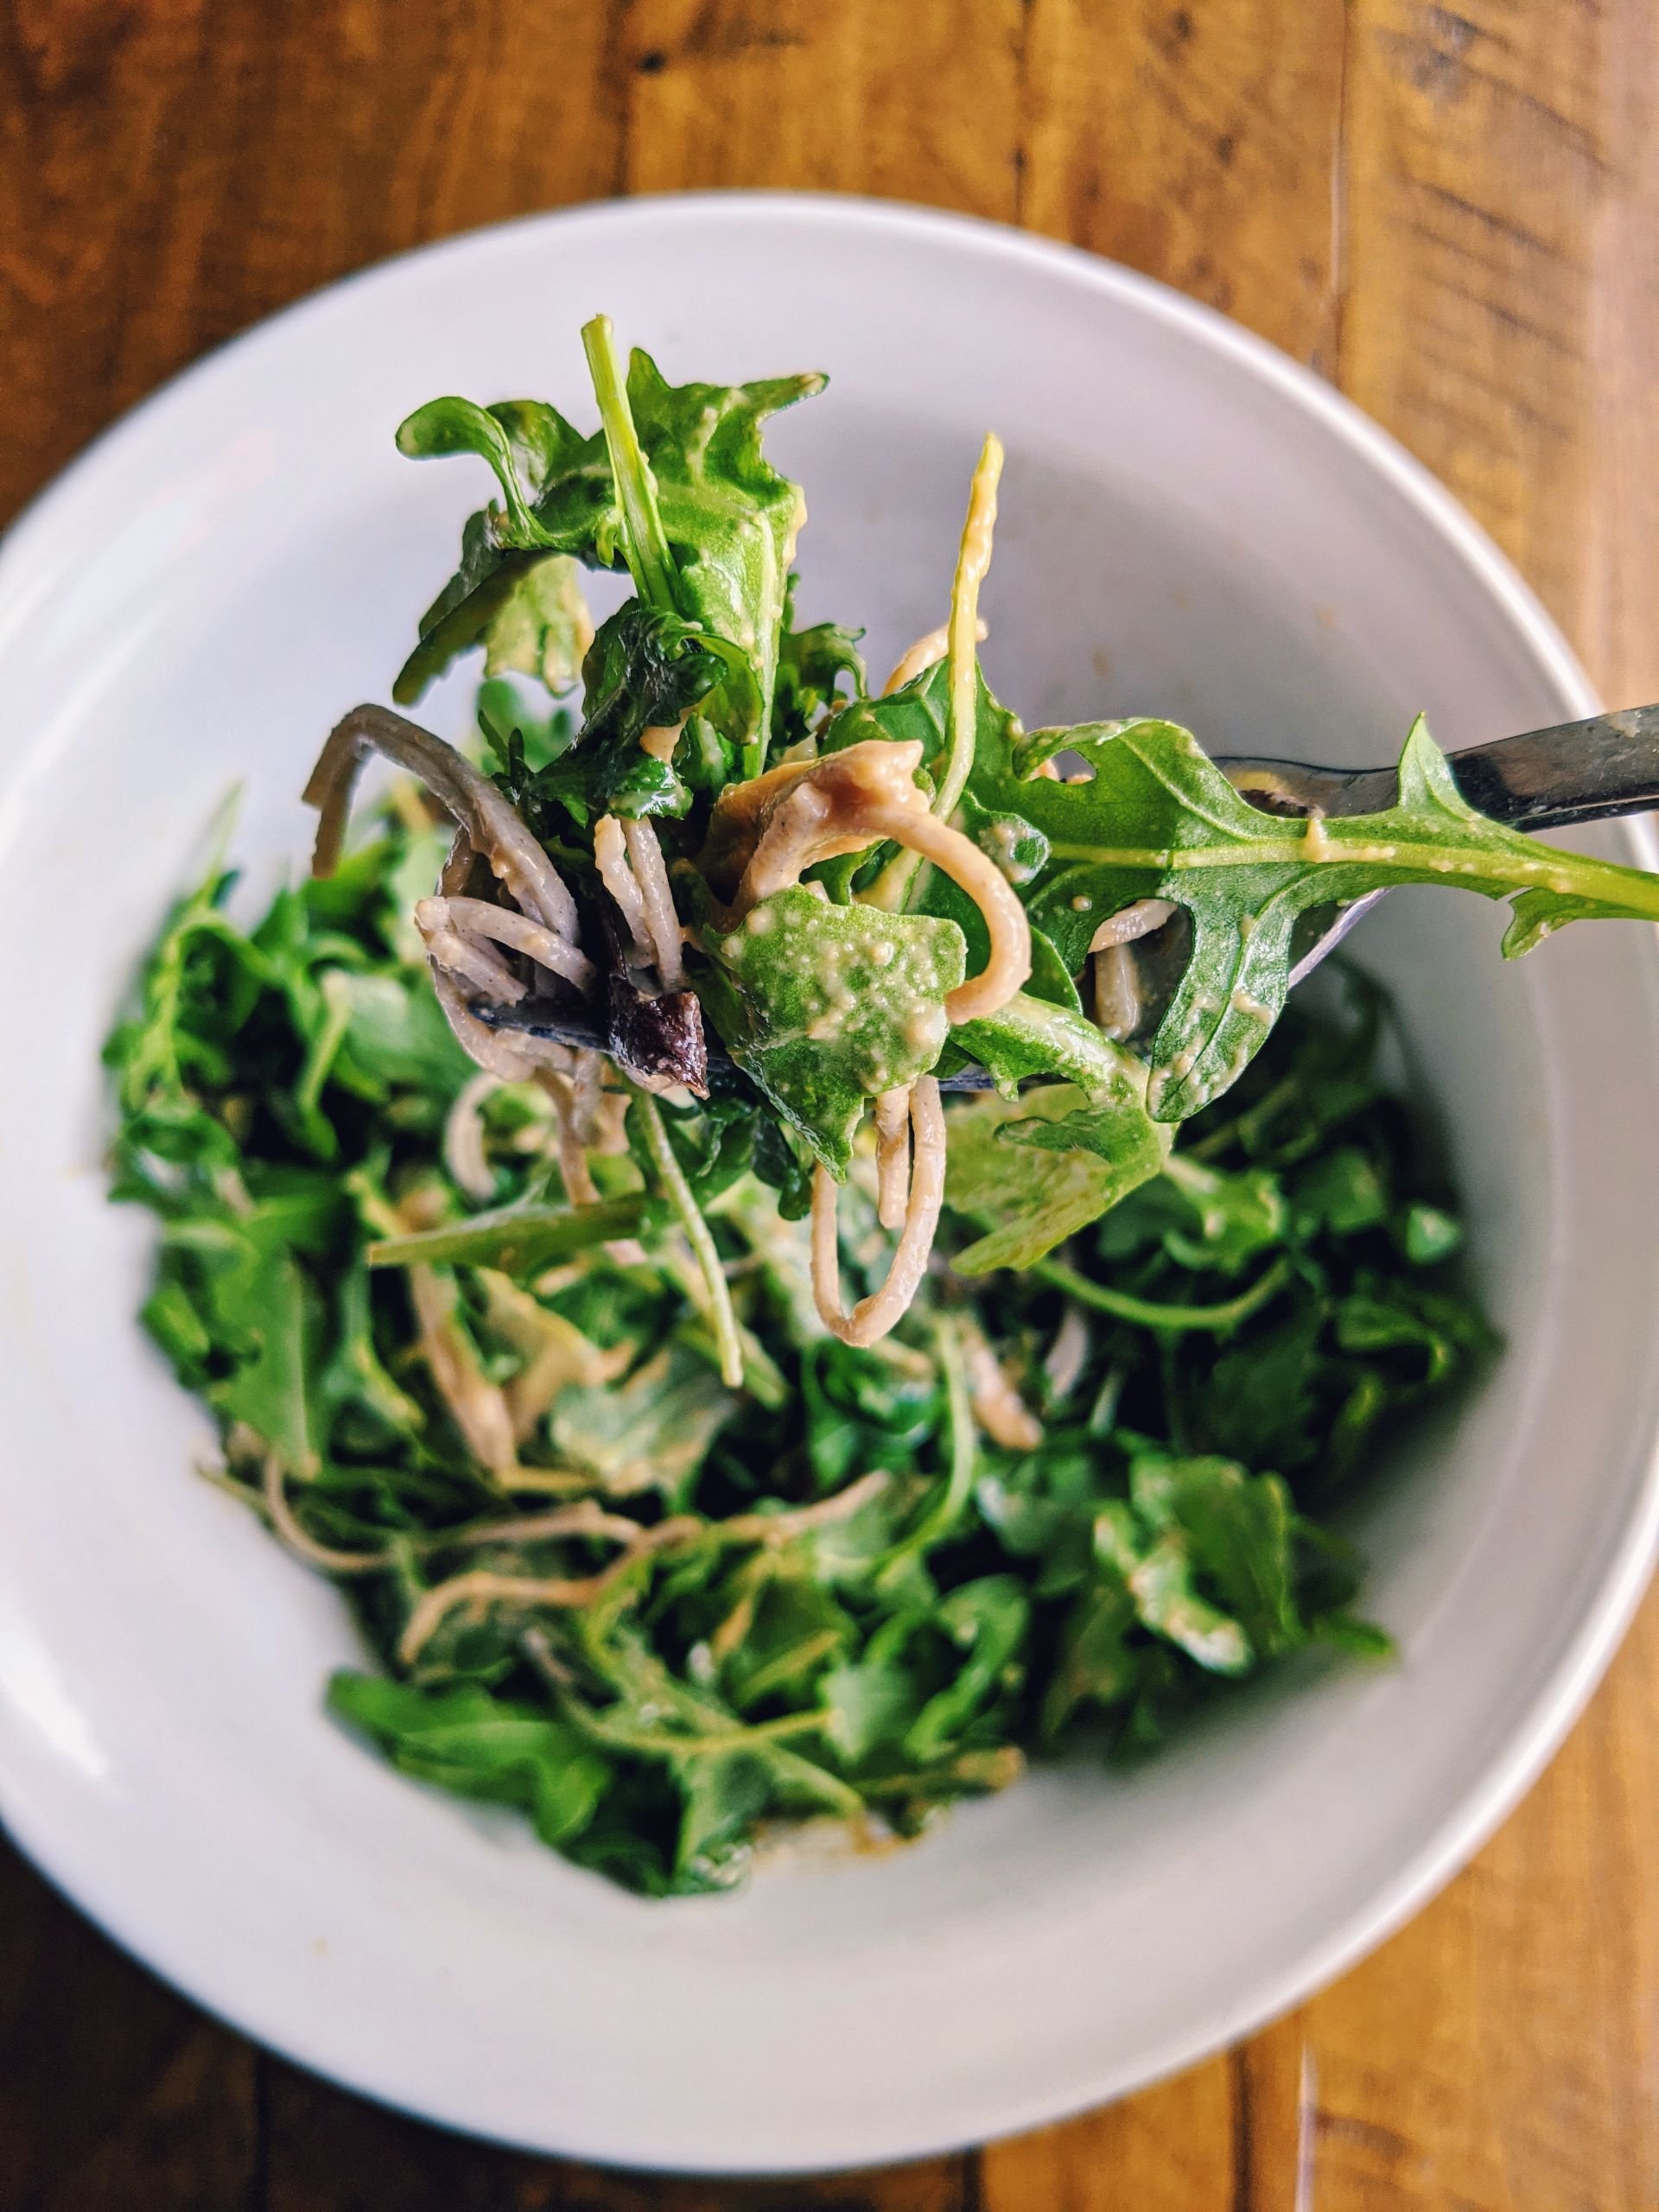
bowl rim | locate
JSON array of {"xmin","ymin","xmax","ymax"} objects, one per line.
[{"xmin": 1, "ymin": 189, "xmax": 1656, "ymax": 2172}]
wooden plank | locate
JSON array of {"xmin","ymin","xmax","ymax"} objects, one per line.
[
  {"xmin": 981, "ymin": 2057, "xmax": 1238, "ymax": 2212},
  {"xmin": 261, "ymin": 2052, "xmax": 969, "ymax": 2212},
  {"xmin": 3, "ymin": 1, "xmax": 1657, "ymax": 2207},
  {"xmin": 1337, "ymin": 0, "xmax": 1602, "ymax": 637},
  {"xmin": 0, "ymin": 0, "xmax": 625, "ymax": 530},
  {"xmin": 620, "ymin": 0, "xmax": 1025, "ymax": 217},
  {"xmin": 1296, "ymin": 1593, "xmax": 1659, "ymax": 2212},
  {"xmin": 1020, "ymin": 0, "xmax": 1348, "ymax": 366},
  {"xmin": 0, "ymin": 1836, "xmax": 257, "ymax": 2212}
]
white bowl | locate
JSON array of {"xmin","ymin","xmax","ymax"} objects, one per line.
[{"xmin": 2, "ymin": 195, "xmax": 1656, "ymax": 2174}]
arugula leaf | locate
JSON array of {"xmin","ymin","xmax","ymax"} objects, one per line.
[
  {"xmin": 392, "ymin": 400, "xmax": 618, "ymax": 702},
  {"xmin": 550, "ymin": 1345, "xmax": 738, "ymax": 1498},
  {"xmin": 1095, "ymin": 1501, "xmax": 1252, "ymax": 1675},
  {"xmin": 618, "ymin": 344, "xmax": 823, "ymax": 769},
  {"xmin": 1129, "ymin": 1452, "xmax": 1301, "ymax": 1658},
  {"xmin": 946, "ymin": 1079, "xmax": 1172, "ymax": 1274},
  {"xmin": 367, "ymin": 1195, "xmax": 658, "ymax": 1272},
  {"xmin": 574, "ymin": 601, "xmax": 721, "ymax": 817},
  {"xmin": 771, "ymin": 583, "xmax": 867, "ymax": 753},
  {"xmin": 967, "ymin": 709, "xmax": 1659, "ymax": 1122},
  {"xmin": 702, "ymin": 887, "xmax": 966, "ymax": 1173},
  {"xmin": 328, "ymin": 1673, "xmax": 608, "ymax": 1848},
  {"xmin": 1040, "ymin": 1580, "xmax": 1138, "ymax": 1739}
]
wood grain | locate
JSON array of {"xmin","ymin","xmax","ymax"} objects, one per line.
[
  {"xmin": 1020, "ymin": 0, "xmax": 1348, "ymax": 369},
  {"xmin": 2, "ymin": 0, "xmax": 1657, "ymax": 2205},
  {"xmin": 0, "ymin": 1834, "xmax": 257, "ymax": 2212}
]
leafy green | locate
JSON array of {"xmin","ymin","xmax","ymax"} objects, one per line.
[
  {"xmin": 771, "ymin": 582, "xmax": 867, "ymax": 753},
  {"xmin": 328, "ymin": 1674, "xmax": 610, "ymax": 1847},
  {"xmin": 394, "ymin": 337, "xmax": 823, "ymax": 768},
  {"xmin": 702, "ymin": 888, "xmax": 966, "ymax": 1173},
  {"xmin": 105, "ymin": 331, "xmax": 1556, "ymax": 1894},
  {"xmin": 108, "ymin": 817, "xmax": 1484, "ymax": 1888},
  {"xmin": 946, "ymin": 1081, "xmax": 1171, "ymax": 1274},
  {"xmin": 550, "ymin": 1346, "xmax": 737, "ymax": 1499},
  {"xmin": 962, "ymin": 708, "xmax": 1659, "ymax": 1122}
]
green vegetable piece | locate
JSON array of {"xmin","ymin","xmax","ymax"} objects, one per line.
[
  {"xmin": 946, "ymin": 1080, "xmax": 1172, "ymax": 1274},
  {"xmin": 366, "ymin": 1195, "xmax": 658, "ymax": 1273},
  {"xmin": 327, "ymin": 968, "xmax": 475, "ymax": 1098},
  {"xmin": 771, "ymin": 583, "xmax": 867, "ymax": 753},
  {"xmin": 1130, "ymin": 1452, "xmax": 1302, "ymax": 1659},
  {"xmin": 477, "ymin": 553, "xmax": 593, "ymax": 692},
  {"xmin": 551, "ymin": 1345, "xmax": 737, "ymax": 1497},
  {"xmin": 1402, "ymin": 1202, "xmax": 1463, "ymax": 1265},
  {"xmin": 703, "ymin": 887, "xmax": 966, "ymax": 1174},
  {"xmin": 1160, "ymin": 1152, "xmax": 1289, "ymax": 1274},
  {"xmin": 328, "ymin": 1673, "xmax": 608, "ymax": 1848},
  {"xmin": 967, "ymin": 708, "xmax": 1659, "ymax": 1124},
  {"xmin": 1041, "ymin": 1580, "xmax": 1139, "ymax": 1739},
  {"xmin": 818, "ymin": 1656, "xmax": 918, "ymax": 1762},
  {"xmin": 905, "ymin": 1576, "xmax": 1029, "ymax": 1761},
  {"xmin": 1291, "ymin": 1145, "xmax": 1389, "ymax": 1238},
  {"xmin": 392, "ymin": 399, "xmax": 618, "ymax": 702},
  {"xmin": 1096, "ymin": 1503, "xmax": 1252, "ymax": 1676},
  {"xmin": 620, "ymin": 346, "xmax": 823, "ymax": 767},
  {"xmin": 561, "ymin": 601, "xmax": 721, "ymax": 820},
  {"xmin": 955, "ymin": 988, "xmax": 1154, "ymax": 1102}
]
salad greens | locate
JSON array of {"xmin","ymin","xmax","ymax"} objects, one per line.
[
  {"xmin": 107, "ymin": 314, "xmax": 1659, "ymax": 1891},
  {"xmin": 108, "ymin": 809, "xmax": 1486, "ymax": 1892}
]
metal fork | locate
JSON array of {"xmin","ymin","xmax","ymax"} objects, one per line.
[{"xmin": 475, "ymin": 702, "xmax": 1659, "ymax": 1088}]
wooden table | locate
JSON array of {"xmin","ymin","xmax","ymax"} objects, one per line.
[{"xmin": 3, "ymin": 4, "xmax": 1656, "ymax": 2205}]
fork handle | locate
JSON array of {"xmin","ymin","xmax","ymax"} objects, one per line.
[{"xmin": 1450, "ymin": 703, "xmax": 1659, "ymax": 833}]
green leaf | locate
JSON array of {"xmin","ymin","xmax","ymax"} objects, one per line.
[
  {"xmin": 392, "ymin": 398, "xmax": 618, "ymax": 702},
  {"xmin": 818, "ymin": 1656, "xmax": 918, "ymax": 1761},
  {"xmin": 963, "ymin": 708, "xmax": 1659, "ymax": 1124},
  {"xmin": 1129, "ymin": 1452, "xmax": 1302, "ymax": 1658},
  {"xmin": 366, "ymin": 1195, "xmax": 659, "ymax": 1273},
  {"xmin": 621, "ymin": 346, "xmax": 824, "ymax": 763},
  {"xmin": 328, "ymin": 1672, "xmax": 608, "ymax": 1848},
  {"xmin": 1095, "ymin": 1502, "xmax": 1253, "ymax": 1675},
  {"xmin": 955, "ymin": 989, "xmax": 1154, "ymax": 1102},
  {"xmin": 1159, "ymin": 1153, "xmax": 1289, "ymax": 1274},
  {"xmin": 1040, "ymin": 1580, "xmax": 1139, "ymax": 1739},
  {"xmin": 905, "ymin": 1576, "xmax": 1029, "ymax": 1761},
  {"xmin": 328, "ymin": 968, "xmax": 476, "ymax": 1097},
  {"xmin": 702, "ymin": 887, "xmax": 966, "ymax": 1173},
  {"xmin": 946, "ymin": 1079, "xmax": 1172, "ymax": 1274},
  {"xmin": 478, "ymin": 553, "xmax": 594, "ymax": 692},
  {"xmin": 550, "ymin": 1345, "xmax": 738, "ymax": 1497},
  {"xmin": 1401, "ymin": 1202, "xmax": 1463, "ymax": 1265},
  {"xmin": 771, "ymin": 585, "xmax": 867, "ymax": 753},
  {"xmin": 673, "ymin": 1751, "xmax": 774, "ymax": 1885},
  {"xmin": 1290, "ymin": 1145, "xmax": 1388, "ymax": 1239},
  {"xmin": 559, "ymin": 600, "xmax": 721, "ymax": 820}
]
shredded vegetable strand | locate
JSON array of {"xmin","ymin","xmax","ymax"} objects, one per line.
[
  {"xmin": 811, "ymin": 1076, "xmax": 945, "ymax": 1345},
  {"xmin": 621, "ymin": 815, "xmax": 684, "ymax": 986},
  {"xmin": 874, "ymin": 1085, "xmax": 912, "ymax": 1230},
  {"xmin": 867, "ymin": 434, "xmax": 1002, "ymax": 913},
  {"xmin": 938, "ymin": 433, "xmax": 1004, "ymax": 824}
]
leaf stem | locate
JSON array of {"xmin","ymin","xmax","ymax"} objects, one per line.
[
  {"xmin": 1030, "ymin": 1255, "xmax": 1292, "ymax": 1334},
  {"xmin": 629, "ymin": 1085, "xmax": 744, "ymax": 1388},
  {"xmin": 878, "ymin": 1314, "xmax": 976, "ymax": 1580},
  {"xmin": 581, "ymin": 315, "xmax": 680, "ymax": 616}
]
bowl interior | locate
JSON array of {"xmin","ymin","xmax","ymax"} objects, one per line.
[{"xmin": 1, "ymin": 199, "xmax": 1656, "ymax": 2172}]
